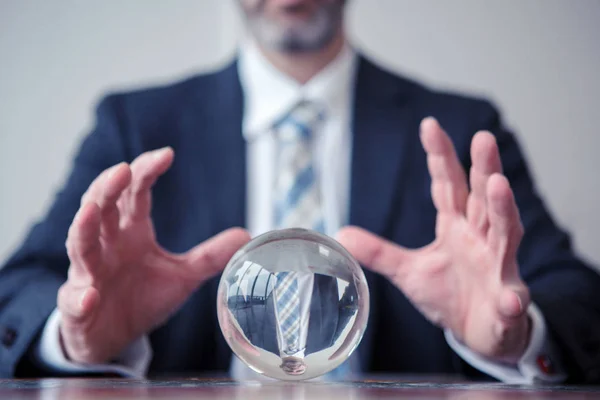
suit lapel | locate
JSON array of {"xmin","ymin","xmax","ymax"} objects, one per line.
[
  {"xmin": 349, "ymin": 57, "xmax": 421, "ymax": 371},
  {"xmin": 349, "ymin": 57, "xmax": 418, "ymax": 235},
  {"xmin": 197, "ymin": 62, "xmax": 247, "ymax": 234}
]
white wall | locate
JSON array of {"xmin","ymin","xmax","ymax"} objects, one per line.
[{"xmin": 1, "ymin": 0, "xmax": 599, "ymax": 269}]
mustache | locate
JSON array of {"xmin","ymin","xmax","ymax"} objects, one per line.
[{"xmin": 245, "ymin": 0, "xmax": 345, "ymax": 15}]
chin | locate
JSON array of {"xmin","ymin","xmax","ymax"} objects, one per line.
[{"xmin": 247, "ymin": 0, "xmax": 342, "ymax": 53}]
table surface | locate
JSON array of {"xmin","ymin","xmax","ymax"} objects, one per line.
[{"xmin": 1, "ymin": 378, "xmax": 599, "ymax": 400}]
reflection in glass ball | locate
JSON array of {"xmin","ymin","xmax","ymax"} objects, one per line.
[{"xmin": 217, "ymin": 228, "xmax": 370, "ymax": 381}]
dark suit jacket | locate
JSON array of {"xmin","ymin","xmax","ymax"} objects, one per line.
[
  {"xmin": 230, "ymin": 274, "xmax": 356, "ymax": 356},
  {"xmin": 1, "ymin": 56, "xmax": 599, "ymax": 382}
]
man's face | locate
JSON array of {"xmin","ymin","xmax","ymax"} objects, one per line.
[{"xmin": 239, "ymin": 0, "xmax": 346, "ymax": 53}]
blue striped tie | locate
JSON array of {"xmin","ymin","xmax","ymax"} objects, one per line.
[
  {"xmin": 273, "ymin": 100, "xmax": 325, "ymax": 233},
  {"xmin": 275, "ymin": 271, "xmax": 301, "ymax": 355},
  {"xmin": 273, "ymin": 100, "xmax": 324, "ymax": 356},
  {"xmin": 273, "ymin": 101, "xmax": 352, "ymax": 379}
]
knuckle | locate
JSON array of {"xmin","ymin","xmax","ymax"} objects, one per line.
[
  {"xmin": 130, "ymin": 153, "xmax": 151, "ymax": 173},
  {"xmin": 68, "ymin": 215, "xmax": 80, "ymax": 234},
  {"xmin": 56, "ymin": 284, "xmax": 72, "ymax": 310},
  {"xmin": 517, "ymin": 223, "xmax": 525, "ymax": 237},
  {"xmin": 66, "ymin": 243, "xmax": 78, "ymax": 263},
  {"xmin": 65, "ymin": 234, "xmax": 80, "ymax": 262},
  {"xmin": 65, "ymin": 229, "xmax": 74, "ymax": 248},
  {"xmin": 512, "ymin": 223, "xmax": 524, "ymax": 242},
  {"xmin": 133, "ymin": 175, "xmax": 154, "ymax": 194},
  {"xmin": 78, "ymin": 243, "xmax": 98, "ymax": 264},
  {"xmin": 196, "ymin": 249, "xmax": 216, "ymax": 269}
]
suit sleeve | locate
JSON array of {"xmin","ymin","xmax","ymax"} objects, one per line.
[
  {"xmin": 476, "ymin": 102, "xmax": 600, "ymax": 384},
  {"xmin": 0, "ymin": 95, "xmax": 130, "ymax": 377}
]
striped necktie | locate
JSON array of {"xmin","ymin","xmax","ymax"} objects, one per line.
[
  {"xmin": 273, "ymin": 99, "xmax": 326, "ymax": 232},
  {"xmin": 273, "ymin": 100, "xmax": 325, "ymax": 356},
  {"xmin": 271, "ymin": 100, "xmax": 353, "ymax": 380}
]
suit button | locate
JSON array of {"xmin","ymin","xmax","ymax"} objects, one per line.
[{"xmin": 1, "ymin": 327, "xmax": 17, "ymax": 348}]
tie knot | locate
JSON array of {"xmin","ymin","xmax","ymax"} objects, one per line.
[{"xmin": 275, "ymin": 100, "xmax": 325, "ymax": 142}]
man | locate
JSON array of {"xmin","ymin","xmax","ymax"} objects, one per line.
[{"xmin": 1, "ymin": 0, "xmax": 599, "ymax": 383}]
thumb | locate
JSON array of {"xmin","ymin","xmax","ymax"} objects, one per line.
[
  {"xmin": 182, "ymin": 227, "xmax": 251, "ymax": 282},
  {"xmin": 57, "ymin": 284, "xmax": 100, "ymax": 323},
  {"xmin": 497, "ymin": 285, "xmax": 530, "ymax": 319},
  {"xmin": 336, "ymin": 226, "xmax": 413, "ymax": 278}
]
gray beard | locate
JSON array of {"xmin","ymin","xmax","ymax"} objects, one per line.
[{"xmin": 245, "ymin": 3, "xmax": 344, "ymax": 53}]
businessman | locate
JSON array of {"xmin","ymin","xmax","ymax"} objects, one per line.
[{"xmin": 1, "ymin": 0, "xmax": 599, "ymax": 383}]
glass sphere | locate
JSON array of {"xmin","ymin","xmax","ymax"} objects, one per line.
[{"xmin": 217, "ymin": 228, "xmax": 370, "ymax": 381}]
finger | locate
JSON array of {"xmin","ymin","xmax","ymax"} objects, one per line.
[
  {"xmin": 66, "ymin": 202, "xmax": 102, "ymax": 275},
  {"xmin": 81, "ymin": 162, "xmax": 129, "ymax": 206},
  {"xmin": 57, "ymin": 284, "xmax": 100, "ymax": 322},
  {"xmin": 497, "ymin": 286, "xmax": 529, "ymax": 319},
  {"xmin": 80, "ymin": 163, "xmax": 132, "ymax": 242},
  {"xmin": 126, "ymin": 147, "xmax": 174, "ymax": 221},
  {"xmin": 420, "ymin": 117, "xmax": 468, "ymax": 215},
  {"xmin": 183, "ymin": 227, "xmax": 251, "ymax": 282},
  {"xmin": 336, "ymin": 226, "xmax": 413, "ymax": 279},
  {"xmin": 467, "ymin": 131, "xmax": 503, "ymax": 235},
  {"xmin": 98, "ymin": 163, "xmax": 132, "ymax": 240},
  {"xmin": 491, "ymin": 286, "xmax": 531, "ymax": 363},
  {"xmin": 486, "ymin": 174, "xmax": 524, "ymax": 268},
  {"xmin": 98, "ymin": 163, "xmax": 131, "ymax": 241}
]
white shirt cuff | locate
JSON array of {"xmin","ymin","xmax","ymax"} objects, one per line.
[
  {"xmin": 34, "ymin": 308, "xmax": 152, "ymax": 378},
  {"xmin": 445, "ymin": 302, "xmax": 567, "ymax": 384}
]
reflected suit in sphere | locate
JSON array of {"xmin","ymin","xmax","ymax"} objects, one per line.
[{"xmin": 229, "ymin": 274, "xmax": 357, "ymax": 356}]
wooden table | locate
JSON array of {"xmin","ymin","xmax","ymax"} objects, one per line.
[{"xmin": 0, "ymin": 378, "xmax": 598, "ymax": 399}]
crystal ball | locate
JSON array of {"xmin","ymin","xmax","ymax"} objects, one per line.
[{"xmin": 217, "ymin": 228, "xmax": 370, "ymax": 381}]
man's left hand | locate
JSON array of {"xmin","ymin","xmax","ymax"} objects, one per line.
[{"xmin": 337, "ymin": 117, "xmax": 531, "ymax": 364}]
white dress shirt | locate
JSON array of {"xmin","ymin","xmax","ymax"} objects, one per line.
[{"xmin": 36, "ymin": 40, "xmax": 565, "ymax": 384}]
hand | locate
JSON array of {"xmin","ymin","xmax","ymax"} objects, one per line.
[
  {"xmin": 58, "ymin": 147, "xmax": 251, "ymax": 364},
  {"xmin": 337, "ymin": 118, "xmax": 531, "ymax": 363}
]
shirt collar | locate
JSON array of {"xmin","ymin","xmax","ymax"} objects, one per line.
[{"xmin": 238, "ymin": 40, "xmax": 358, "ymax": 140}]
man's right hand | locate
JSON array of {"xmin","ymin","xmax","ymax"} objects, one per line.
[{"xmin": 58, "ymin": 147, "xmax": 250, "ymax": 364}]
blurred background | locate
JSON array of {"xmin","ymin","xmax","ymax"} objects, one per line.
[{"xmin": 1, "ymin": 0, "xmax": 599, "ymax": 268}]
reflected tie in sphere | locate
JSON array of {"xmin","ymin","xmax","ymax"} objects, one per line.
[{"xmin": 274, "ymin": 271, "xmax": 301, "ymax": 355}]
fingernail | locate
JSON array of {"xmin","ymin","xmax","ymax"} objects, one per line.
[
  {"xmin": 421, "ymin": 116, "xmax": 437, "ymax": 128},
  {"xmin": 108, "ymin": 162, "xmax": 124, "ymax": 179},
  {"xmin": 153, "ymin": 147, "xmax": 171, "ymax": 160}
]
